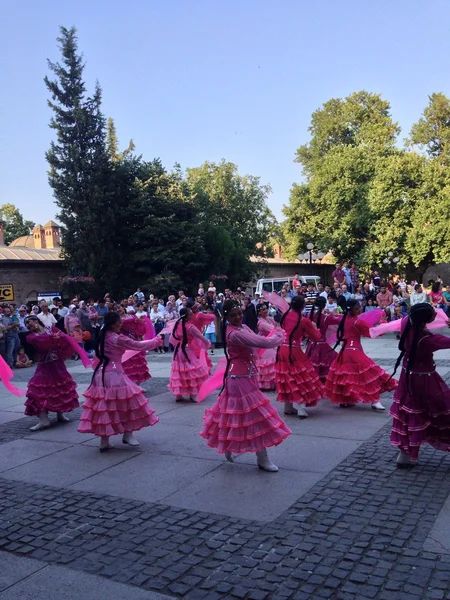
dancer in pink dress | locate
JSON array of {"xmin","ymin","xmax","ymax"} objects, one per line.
[
  {"xmin": 275, "ymin": 296, "xmax": 324, "ymax": 419},
  {"xmin": 121, "ymin": 311, "xmax": 151, "ymax": 383},
  {"xmin": 79, "ymin": 312, "xmax": 163, "ymax": 451},
  {"xmin": 190, "ymin": 303, "xmax": 214, "ymax": 373},
  {"xmin": 168, "ymin": 307, "xmax": 211, "ymax": 402},
  {"xmin": 390, "ymin": 303, "xmax": 450, "ymax": 467},
  {"xmin": 306, "ymin": 296, "xmax": 342, "ymax": 382},
  {"xmin": 24, "ymin": 315, "xmax": 86, "ymax": 432},
  {"xmin": 200, "ymin": 300, "xmax": 291, "ymax": 472},
  {"xmin": 325, "ymin": 300, "xmax": 397, "ymax": 410},
  {"xmin": 255, "ymin": 303, "xmax": 277, "ymax": 390}
]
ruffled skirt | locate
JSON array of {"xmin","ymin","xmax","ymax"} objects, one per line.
[
  {"xmin": 123, "ymin": 351, "xmax": 151, "ymax": 384},
  {"xmin": 390, "ymin": 370, "xmax": 450, "ymax": 461},
  {"xmin": 325, "ymin": 348, "xmax": 397, "ymax": 405},
  {"xmin": 256, "ymin": 347, "xmax": 276, "ymax": 390},
  {"xmin": 305, "ymin": 341, "xmax": 337, "ymax": 381},
  {"xmin": 275, "ymin": 346, "xmax": 324, "ymax": 406},
  {"xmin": 200, "ymin": 375, "xmax": 291, "ymax": 454},
  {"xmin": 78, "ymin": 369, "xmax": 158, "ymax": 437},
  {"xmin": 25, "ymin": 360, "xmax": 79, "ymax": 416},
  {"xmin": 168, "ymin": 350, "xmax": 210, "ymax": 398}
]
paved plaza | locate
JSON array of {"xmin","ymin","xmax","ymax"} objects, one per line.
[{"xmin": 1, "ymin": 335, "xmax": 450, "ymax": 599}]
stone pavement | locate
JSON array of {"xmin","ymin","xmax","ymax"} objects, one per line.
[{"xmin": 0, "ymin": 334, "xmax": 450, "ymax": 599}]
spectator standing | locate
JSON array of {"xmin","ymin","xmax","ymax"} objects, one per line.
[
  {"xmin": 350, "ymin": 263, "xmax": 359, "ymax": 292},
  {"xmin": 134, "ymin": 287, "xmax": 145, "ymax": 303},
  {"xmin": 342, "ymin": 262, "xmax": 353, "ymax": 292},
  {"xmin": 303, "ymin": 283, "xmax": 318, "ymax": 314},
  {"xmin": 51, "ymin": 308, "xmax": 65, "ymax": 332},
  {"xmin": 242, "ymin": 297, "xmax": 258, "ymax": 332},
  {"xmin": 96, "ymin": 299, "xmax": 108, "ymax": 327},
  {"xmin": 38, "ymin": 301, "xmax": 57, "ymax": 331},
  {"xmin": 341, "ymin": 284, "xmax": 352, "ymax": 301},
  {"xmin": 3, "ymin": 305, "xmax": 20, "ymax": 367},
  {"xmin": 57, "ymin": 300, "xmax": 68, "ymax": 318},
  {"xmin": 372, "ymin": 270, "xmax": 381, "ymax": 289},
  {"xmin": 64, "ymin": 304, "xmax": 81, "ymax": 335},
  {"xmin": 332, "ymin": 263, "xmax": 346, "ymax": 286}
]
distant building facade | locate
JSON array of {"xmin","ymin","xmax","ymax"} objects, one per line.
[{"xmin": 0, "ymin": 220, "xmax": 66, "ymax": 304}]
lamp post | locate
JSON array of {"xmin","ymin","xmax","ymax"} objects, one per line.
[
  {"xmin": 298, "ymin": 242, "xmax": 325, "ymax": 276},
  {"xmin": 382, "ymin": 252, "xmax": 400, "ymax": 276}
]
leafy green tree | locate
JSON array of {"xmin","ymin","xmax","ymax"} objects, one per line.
[
  {"xmin": 283, "ymin": 91, "xmax": 400, "ymax": 263},
  {"xmin": 409, "ymin": 93, "xmax": 450, "ymax": 161},
  {"xmin": 0, "ymin": 204, "xmax": 34, "ymax": 244}
]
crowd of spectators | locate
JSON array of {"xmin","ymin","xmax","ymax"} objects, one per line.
[{"xmin": 1, "ymin": 271, "xmax": 448, "ymax": 368}]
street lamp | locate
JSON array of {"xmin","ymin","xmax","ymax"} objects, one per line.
[
  {"xmin": 298, "ymin": 243, "xmax": 325, "ymax": 275},
  {"xmin": 383, "ymin": 254, "xmax": 400, "ymax": 274}
]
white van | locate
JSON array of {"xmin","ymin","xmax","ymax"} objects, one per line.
[{"xmin": 256, "ymin": 276, "xmax": 321, "ymax": 296}]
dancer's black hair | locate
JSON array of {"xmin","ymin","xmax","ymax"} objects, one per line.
[
  {"xmin": 256, "ymin": 302, "xmax": 269, "ymax": 314},
  {"xmin": 431, "ymin": 281, "xmax": 441, "ymax": 294},
  {"xmin": 24, "ymin": 315, "xmax": 46, "ymax": 329},
  {"xmin": 277, "ymin": 295, "xmax": 305, "ymax": 364},
  {"xmin": 333, "ymin": 299, "xmax": 360, "ymax": 351},
  {"xmin": 90, "ymin": 311, "xmax": 121, "ymax": 387},
  {"xmin": 309, "ymin": 296, "xmax": 326, "ymax": 329},
  {"xmin": 172, "ymin": 307, "xmax": 191, "ymax": 363},
  {"xmin": 220, "ymin": 299, "xmax": 240, "ymax": 391},
  {"xmin": 391, "ymin": 303, "xmax": 435, "ymax": 393}
]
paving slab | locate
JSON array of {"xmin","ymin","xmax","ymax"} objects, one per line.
[
  {"xmin": 164, "ymin": 462, "xmax": 324, "ymax": 521},
  {"xmin": 1, "ymin": 444, "xmax": 138, "ymax": 486},
  {"xmin": 0, "ymin": 412, "xmax": 26, "ymax": 425},
  {"xmin": 69, "ymin": 452, "xmax": 222, "ymax": 502},
  {"xmin": 23, "ymin": 420, "xmax": 96, "ymax": 444},
  {"xmin": 0, "ymin": 557, "xmax": 173, "ymax": 599},
  {"xmin": 0, "ymin": 439, "xmax": 73, "ymax": 472},
  {"xmin": 0, "ymin": 551, "xmax": 45, "ymax": 592},
  {"xmin": 424, "ymin": 492, "xmax": 450, "ymax": 554}
]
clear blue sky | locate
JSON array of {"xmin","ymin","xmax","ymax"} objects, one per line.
[{"xmin": 1, "ymin": 0, "xmax": 449, "ymax": 225}]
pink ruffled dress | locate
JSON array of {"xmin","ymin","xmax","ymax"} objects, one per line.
[
  {"xmin": 275, "ymin": 313, "xmax": 324, "ymax": 406},
  {"xmin": 256, "ymin": 316, "xmax": 277, "ymax": 390},
  {"xmin": 305, "ymin": 313, "xmax": 341, "ymax": 381},
  {"xmin": 191, "ymin": 312, "xmax": 215, "ymax": 373},
  {"xmin": 168, "ymin": 322, "xmax": 211, "ymax": 398},
  {"xmin": 200, "ymin": 325, "xmax": 291, "ymax": 454},
  {"xmin": 325, "ymin": 315, "xmax": 397, "ymax": 405},
  {"xmin": 391, "ymin": 318, "xmax": 450, "ymax": 461},
  {"xmin": 25, "ymin": 331, "xmax": 79, "ymax": 416},
  {"xmin": 121, "ymin": 316, "xmax": 151, "ymax": 384},
  {"xmin": 78, "ymin": 333, "xmax": 161, "ymax": 437}
]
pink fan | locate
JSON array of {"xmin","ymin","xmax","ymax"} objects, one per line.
[
  {"xmin": 358, "ymin": 308, "xmax": 384, "ymax": 327},
  {"xmin": 261, "ymin": 291, "xmax": 289, "ymax": 315},
  {"xmin": 370, "ymin": 308, "xmax": 449, "ymax": 339},
  {"xmin": 198, "ymin": 358, "xmax": 227, "ymax": 403},
  {"xmin": 58, "ymin": 332, "xmax": 92, "ymax": 368},
  {"xmin": 158, "ymin": 319, "xmax": 178, "ymax": 337}
]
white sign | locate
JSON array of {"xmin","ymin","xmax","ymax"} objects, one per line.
[{"xmin": 37, "ymin": 292, "xmax": 61, "ymax": 302}]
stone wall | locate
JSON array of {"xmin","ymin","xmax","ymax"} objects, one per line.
[
  {"xmin": 423, "ymin": 263, "xmax": 450, "ymax": 286},
  {"xmin": 0, "ymin": 263, "xmax": 67, "ymax": 304}
]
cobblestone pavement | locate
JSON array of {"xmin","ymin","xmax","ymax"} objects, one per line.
[{"xmin": 2, "ymin": 376, "xmax": 450, "ymax": 599}]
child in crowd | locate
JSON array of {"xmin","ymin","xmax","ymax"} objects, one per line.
[
  {"xmin": 364, "ymin": 298, "xmax": 377, "ymax": 312},
  {"xmin": 15, "ymin": 347, "xmax": 33, "ymax": 368},
  {"xmin": 208, "ymin": 281, "xmax": 216, "ymax": 293},
  {"xmin": 324, "ymin": 293, "xmax": 339, "ymax": 314},
  {"xmin": 198, "ymin": 283, "xmax": 205, "ymax": 296},
  {"xmin": 204, "ymin": 307, "xmax": 216, "ymax": 354}
]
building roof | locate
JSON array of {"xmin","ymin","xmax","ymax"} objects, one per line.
[
  {"xmin": 9, "ymin": 235, "xmax": 35, "ymax": 248},
  {"xmin": 0, "ymin": 247, "xmax": 62, "ymax": 261},
  {"xmin": 43, "ymin": 220, "xmax": 60, "ymax": 228}
]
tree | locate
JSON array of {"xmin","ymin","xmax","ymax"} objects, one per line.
[
  {"xmin": 283, "ymin": 91, "xmax": 400, "ymax": 263},
  {"xmin": 409, "ymin": 93, "xmax": 450, "ymax": 161},
  {"xmin": 0, "ymin": 204, "xmax": 34, "ymax": 244},
  {"xmin": 45, "ymin": 26, "xmax": 119, "ymax": 287},
  {"xmin": 185, "ymin": 160, "xmax": 277, "ymax": 285}
]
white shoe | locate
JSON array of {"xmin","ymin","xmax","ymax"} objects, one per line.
[
  {"xmin": 371, "ymin": 401, "xmax": 386, "ymax": 411},
  {"xmin": 99, "ymin": 437, "xmax": 114, "ymax": 452},
  {"xmin": 56, "ymin": 413, "xmax": 70, "ymax": 423},
  {"xmin": 225, "ymin": 451, "xmax": 234, "ymax": 463},
  {"xmin": 189, "ymin": 396, "xmax": 198, "ymax": 403},
  {"xmin": 297, "ymin": 406, "xmax": 309, "ymax": 419},
  {"xmin": 29, "ymin": 411, "xmax": 50, "ymax": 432},
  {"xmin": 396, "ymin": 451, "xmax": 416, "ymax": 468},
  {"xmin": 256, "ymin": 449, "xmax": 278, "ymax": 472},
  {"xmin": 122, "ymin": 432, "xmax": 140, "ymax": 447},
  {"xmin": 284, "ymin": 402, "xmax": 297, "ymax": 415}
]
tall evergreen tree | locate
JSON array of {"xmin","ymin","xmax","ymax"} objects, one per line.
[{"xmin": 45, "ymin": 26, "xmax": 118, "ymax": 287}]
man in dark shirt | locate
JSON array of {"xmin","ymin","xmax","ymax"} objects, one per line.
[{"xmin": 332, "ymin": 263, "xmax": 345, "ymax": 286}]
